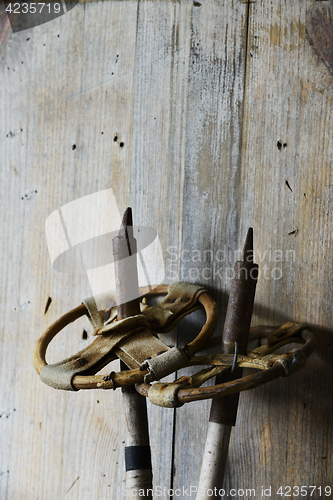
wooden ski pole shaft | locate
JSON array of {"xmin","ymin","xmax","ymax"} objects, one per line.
[
  {"xmin": 196, "ymin": 228, "xmax": 258, "ymax": 499},
  {"xmin": 113, "ymin": 208, "xmax": 153, "ymax": 500}
]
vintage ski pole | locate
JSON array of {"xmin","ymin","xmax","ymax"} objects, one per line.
[
  {"xmin": 113, "ymin": 208, "xmax": 153, "ymax": 499},
  {"xmin": 196, "ymin": 228, "xmax": 258, "ymax": 499}
]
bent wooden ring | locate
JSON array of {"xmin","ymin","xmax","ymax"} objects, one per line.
[{"xmin": 33, "ymin": 284, "xmax": 219, "ymax": 390}]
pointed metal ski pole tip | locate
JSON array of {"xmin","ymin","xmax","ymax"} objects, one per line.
[
  {"xmin": 121, "ymin": 207, "xmax": 133, "ymax": 229},
  {"xmin": 118, "ymin": 207, "xmax": 135, "ymax": 256},
  {"xmin": 242, "ymin": 227, "xmax": 254, "ymax": 263}
]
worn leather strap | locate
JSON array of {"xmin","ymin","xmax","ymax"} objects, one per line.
[
  {"xmin": 135, "ymin": 323, "xmax": 316, "ymax": 407},
  {"xmin": 34, "ymin": 282, "xmax": 218, "ymax": 391}
]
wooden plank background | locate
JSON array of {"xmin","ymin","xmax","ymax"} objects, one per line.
[{"xmin": 0, "ymin": 0, "xmax": 332, "ymax": 499}]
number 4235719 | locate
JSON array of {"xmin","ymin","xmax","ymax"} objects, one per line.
[
  {"xmin": 277, "ymin": 486, "xmax": 331, "ymax": 496},
  {"xmin": 5, "ymin": 3, "xmax": 62, "ymax": 14}
]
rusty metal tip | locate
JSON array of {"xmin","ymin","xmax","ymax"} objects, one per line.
[
  {"xmin": 121, "ymin": 207, "xmax": 133, "ymax": 229},
  {"xmin": 242, "ymin": 227, "xmax": 254, "ymax": 263}
]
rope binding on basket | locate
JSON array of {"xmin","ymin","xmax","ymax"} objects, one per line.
[
  {"xmin": 33, "ymin": 282, "xmax": 316, "ymax": 402},
  {"xmin": 33, "ymin": 282, "xmax": 218, "ymax": 391}
]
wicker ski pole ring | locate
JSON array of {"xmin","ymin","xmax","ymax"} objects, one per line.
[
  {"xmin": 33, "ymin": 282, "xmax": 219, "ymax": 391},
  {"xmin": 135, "ymin": 323, "xmax": 316, "ymax": 407}
]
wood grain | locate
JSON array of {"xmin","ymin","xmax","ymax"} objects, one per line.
[
  {"xmin": 1, "ymin": 2, "xmax": 140, "ymax": 499},
  {"xmin": 236, "ymin": 0, "xmax": 333, "ymax": 494},
  {"xmin": 0, "ymin": 1, "xmax": 332, "ymax": 499},
  {"xmin": 171, "ymin": 0, "xmax": 249, "ymax": 493}
]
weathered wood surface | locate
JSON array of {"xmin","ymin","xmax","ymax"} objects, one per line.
[{"xmin": 0, "ymin": 1, "xmax": 332, "ymax": 499}]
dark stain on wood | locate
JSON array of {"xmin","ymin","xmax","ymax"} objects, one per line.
[
  {"xmin": 44, "ymin": 296, "xmax": 52, "ymax": 314},
  {"xmin": 277, "ymin": 140, "xmax": 287, "ymax": 151},
  {"xmin": 285, "ymin": 180, "xmax": 293, "ymax": 192},
  {"xmin": 306, "ymin": 9, "xmax": 333, "ymax": 76},
  {"xmin": 65, "ymin": 476, "xmax": 80, "ymax": 495}
]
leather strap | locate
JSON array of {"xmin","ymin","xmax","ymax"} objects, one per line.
[
  {"xmin": 38, "ymin": 283, "xmax": 210, "ymax": 391},
  {"xmin": 134, "ymin": 324, "xmax": 316, "ymax": 407}
]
